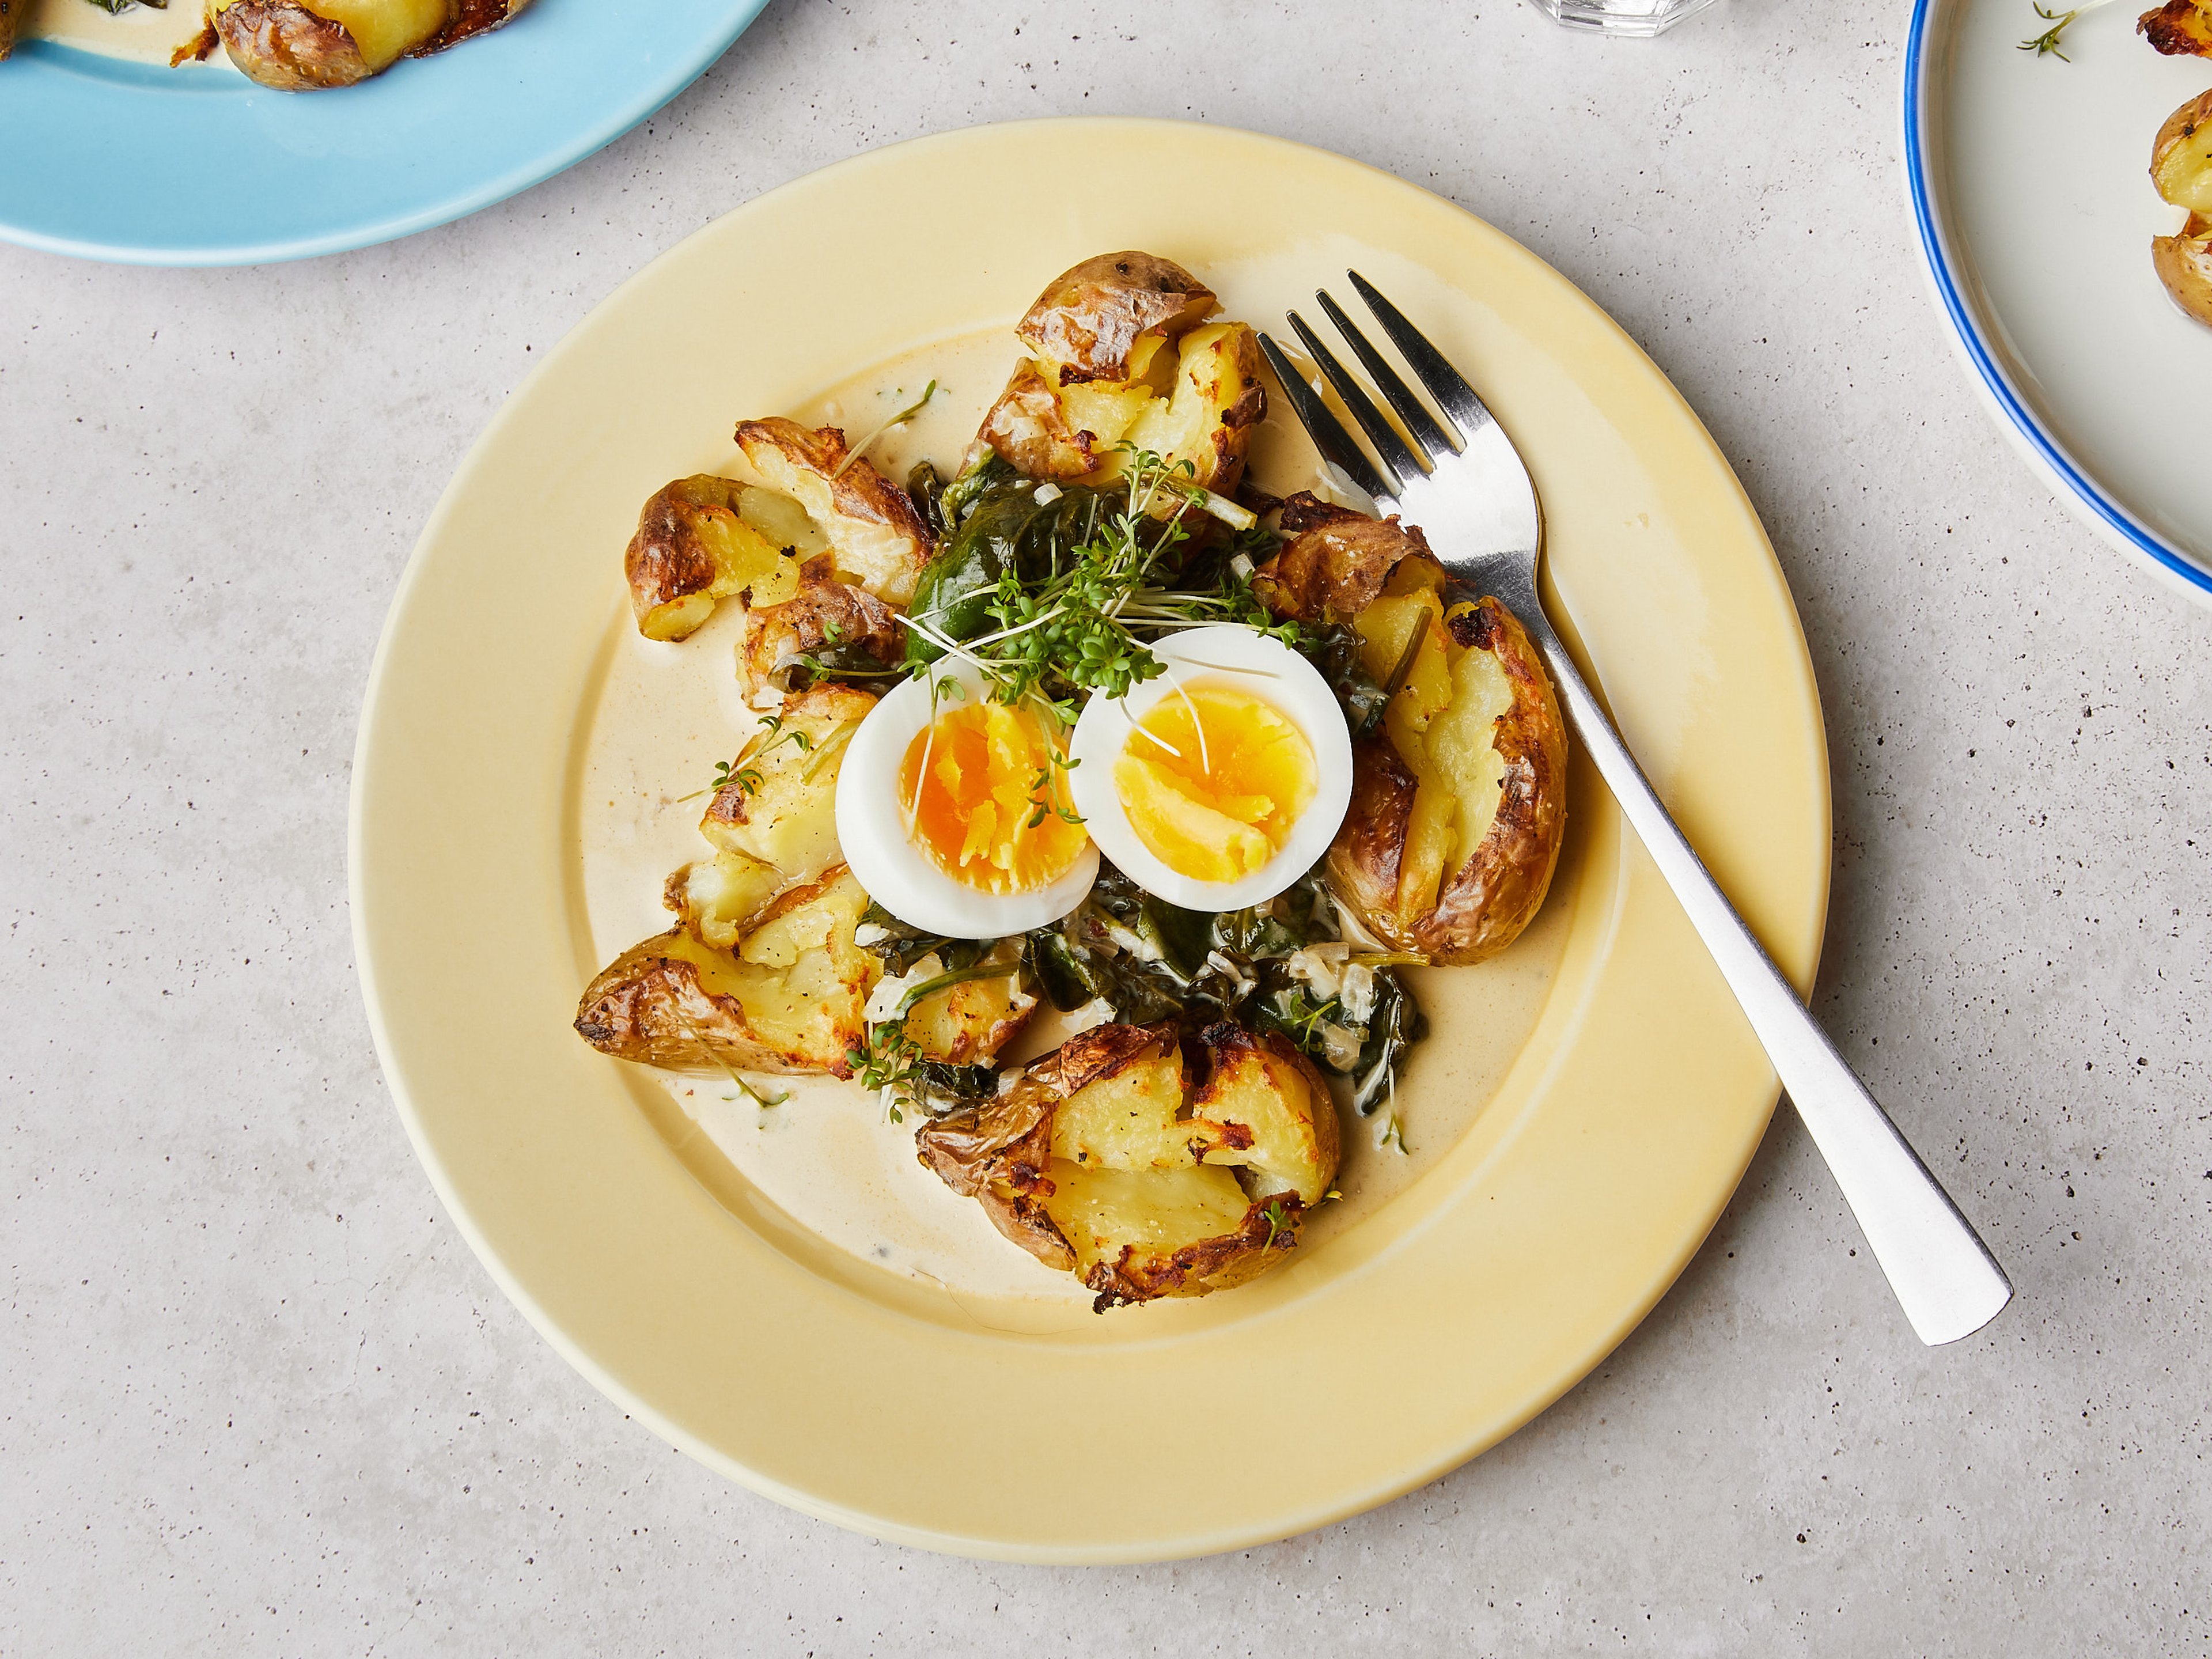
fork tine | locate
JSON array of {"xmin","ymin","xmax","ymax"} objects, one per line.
[
  {"xmin": 1314, "ymin": 290, "xmax": 1460, "ymax": 459},
  {"xmin": 1286, "ymin": 309, "xmax": 1431, "ymax": 486},
  {"xmin": 1345, "ymin": 270, "xmax": 1498, "ymax": 443},
  {"xmin": 1256, "ymin": 331, "xmax": 1397, "ymax": 503}
]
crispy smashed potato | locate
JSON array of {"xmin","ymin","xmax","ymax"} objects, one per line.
[
  {"xmin": 915, "ymin": 1021, "xmax": 1338, "ymax": 1310},
  {"xmin": 979, "ymin": 321, "xmax": 1265, "ymax": 493},
  {"xmin": 664, "ymin": 847, "xmax": 785, "ymax": 952},
  {"xmin": 1120, "ymin": 322, "xmax": 1266, "ymax": 494},
  {"xmin": 698, "ymin": 684, "xmax": 873, "ymax": 885},
  {"xmin": 2153, "ymin": 219, "xmax": 2212, "ymax": 323},
  {"xmin": 979, "ymin": 250, "xmax": 1263, "ymax": 494},
  {"xmin": 1253, "ymin": 491, "xmax": 1445, "ymax": 619},
  {"xmin": 199, "ymin": 0, "xmax": 528, "ymax": 89},
  {"xmin": 2140, "ymin": 0, "xmax": 2212, "ymax": 54},
  {"xmin": 2154, "ymin": 90, "xmax": 2212, "ymax": 211},
  {"xmin": 976, "ymin": 360, "xmax": 1138, "ymax": 480},
  {"xmin": 736, "ymin": 554, "xmax": 903, "ymax": 698},
  {"xmin": 574, "ymin": 869, "xmax": 876, "ymax": 1077},
  {"xmin": 900, "ymin": 941, "xmax": 1037, "ymax": 1067},
  {"xmin": 2152, "ymin": 92, "xmax": 2212, "ymax": 325},
  {"xmin": 413, "ymin": 0, "xmax": 529, "ymax": 54},
  {"xmin": 1017, "ymin": 252, "xmax": 1218, "ymax": 384},
  {"xmin": 578, "ymin": 677, "xmax": 876, "ymax": 1082},
  {"xmin": 733, "ymin": 419, "xmax": 934, "ymax": 607},
  {"xmin": 1258, "ymin": 496, "xmax": 1567, "ymax": 965},
  {"xmin": 624, "ymin": 475, "xmax": 801, "ymax": 642}
]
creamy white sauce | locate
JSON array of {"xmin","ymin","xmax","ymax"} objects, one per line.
[
  {"xmin": 574, "ymin": 283, "xmax": 1571, "ymax": 1307},
  {"xmin": 22, "ymin": 0, "xmax": 230, "ymax": 66}
]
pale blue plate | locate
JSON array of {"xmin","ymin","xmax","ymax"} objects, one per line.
[{"xmin": 0, "ymin": 0, "xmax": 771, "ymax": 267}]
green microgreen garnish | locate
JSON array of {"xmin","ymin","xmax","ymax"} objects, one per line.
[
  {"xmin": 1024, "ymin": 756, "xmax": 1085, "ymax": 831},
  {"xmin": 676, "ymin": 1017, "xmax": 789, "ymax": 1108},
  {"xmin": 893, "ymin": 446, "xmax": 1306, "ymax": 728},
  {"xmin": 2017, "ymin": 0, "xmax": 2113, "ymax": 58},
  {"xmin": 847, "ymin": 1018, "xmax": 921, "ymax": 1123},
  {"xmin": 679, "ymin": 713, "xmax": 815, "ymax": 802}
]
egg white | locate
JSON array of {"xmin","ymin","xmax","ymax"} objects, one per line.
[
  {"xmin": 1066, "ymin": 626, "xmax": 1354, "ymax": 912},
  {"xmin": 834, "ymin": 658, "xmax": 1100, "ymax": 940}
]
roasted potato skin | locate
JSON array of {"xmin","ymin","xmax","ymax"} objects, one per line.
[
  {"xmin": 412, "ymin": 0, "xmax": 529, "ymax": 54},
  {"xmin": 624, "ymin": 474, "xmax": 797, "ymax": 642},
  {"xmin": 2140, "ymin": 0, "xmax": 2212, "ymax": 54},
  {"xmin": 1259, "ymin": 499, "xmax": 1567, "ymax": 965},
  {"xmin": 2153, "ymin": 90, "xmax": 2212, "ymax": 211},
  {"xmin": 915, "ymin": 1022, "xmax": 1336, "ymax": 1310},
  {"xmin": 736, "ymin": 554, "xmax": 903, "ymax": 698},
  {"xmin": 1081, "ymin": 1199, "xmax": 1297, "ymax": 1309},
  {"xmin": 1253, "ymin": 493, "xmax": 1445, "ymax": 620},
  {"xmin": 733, "ymin": 418, "xmax": 934, "ymax": 607},
  {"xmin": 0, "ymin": 0, "xmax": 23, "ymax": 63},
  {"xmin": 1399, "ymin": 599, "xmax": 1568, "ymax": 963},
  {"xmin": 575, "ymin": 930, "xmax": 769, "ymax": 1073},
  {"xmin": 574, "ymin": 867, "xmax": 873, "ymax": 1077},
  {"xmin": 2150, "ymin": 93, "xmax": 2212, "ymax": 325},
  {"xmin": 2153, "ymin": 218, "xmax": 2212, "ymax": 325},
  {"xmin": 978, "ymin": 321, "xmax": 1265, "ymax": 494},
  {"xmin": 912, "ymin": 1063, "xmax": 1077, "ymax": 1271},
  {"xmin": 976, "ymin": 359, "xmax": 1113, "ymax": 481},
  {"xmin": 1017, "ymin": 252, "xmax": 1218, "ymax": 384},
  {"xmin": 215, "ymin": 2, "xmax": 374, "ymax": 89},
  {"xmin": 914, "ymin": 1022, "xmax": 1169, "ymax": 1279}
]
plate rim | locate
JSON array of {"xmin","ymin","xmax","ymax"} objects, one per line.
[
  {"xmin": 1901, "ymin": 0, "xmax": 2212, "ymax": 607},
  {"xmin": 349, "ymin": 115, "xmax": 1834, "ymax": 1562},
  {"xmin": 0, "ymin": 0, "xmax": 772, "ymax": 267}
]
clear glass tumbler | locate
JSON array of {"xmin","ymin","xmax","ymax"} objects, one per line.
[{"xmin": 1524, "ymin": 0, "xmax": 1718, "ymax": 35}]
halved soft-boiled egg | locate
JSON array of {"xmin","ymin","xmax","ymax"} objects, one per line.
[
  {"xmin": 1068, "ymin": 626, "xmax": 1353, "ymax": 911},
  {"xmin": 836, "ymin": 661, "xmax": 1100, "ymax": 938}
]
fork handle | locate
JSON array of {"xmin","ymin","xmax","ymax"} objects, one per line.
[{"xmin": 1527, "ymin": 625, "xmax": 2013, "ymax": 1346}]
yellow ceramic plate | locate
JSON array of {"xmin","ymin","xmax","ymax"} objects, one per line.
[{"xmin": 351, "ymin": 119, "xmax": 1829, "ymax": 1563}]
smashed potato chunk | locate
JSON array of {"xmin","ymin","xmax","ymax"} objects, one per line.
[
  {"xmin": 977, "ymin": 360, "xmax": 1137, "ymax": 481},
  {"xmin": 696, "ymin": 684, "xmax": 873, "ymax": 885},
  {"xmin": 2153, "ymin": 219, "xmax": 2212, "ymax": 325},
  {"xmin": 901, "ymin": 941, "xmax": 1038, "ymax": 1066},
  {"xmin": 1118, "ymin": 322, "xmax": 1266, "ymax": 494},
  {"xmin": 624, "ymin": 475, "xmax": 801, "ymax": 642},
  {"xmin": 2140, "ymin": 0, "xmax": 2212, "ymax": 54},
  {"xmin": 2152, "ymin": 93, "xmax": 2212, "ymax": 326},
  {"xmin": 574, "ymin": 869, "xmax": 876, "ymax": 1077},
  {"xmin": 1253, "ymin": 492, "xmax": 1445, "ymax": 620},
  {"xmin": 201, "ymin": 0, "xmax": 527, "ymax": 89},
  {"xmin": 736, "ymin": 555, "xmax": 903, "ymax": 699},
  {"xmin": 915, "ymin": 1021, "xmax": 1339, "ymax": 1310},
  {"xmin": 733, "ymin": 418, "xmax": 934, "ymax": 607},
  {"xmin": 663, "ymin": 847, "xmax": 784, "ymax": 952},
  {"xmin": 1257, "ymin": 497, "xmax": 1567, "ymax": 965},
  {"xmin": 978, "ymin": 322, "xmax": 1266, "ymax": 495},
  {"xmin": 2154, "ymin": 90, "xmax": 2212, "ymax": 213},
  {"xmin": 1016, "ymin": 251, "xmax": 1218, "ymax": 384}
]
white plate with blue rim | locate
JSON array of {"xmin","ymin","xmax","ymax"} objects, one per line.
[{"xmin": 1906, "ymin": 0, "xmax": 2212, "ymax": 605}]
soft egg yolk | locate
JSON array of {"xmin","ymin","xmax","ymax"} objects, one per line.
[
  {"xmin": 899, "ymin": 702, "xmax": 1088, "ymax": 893},
  {"xmin": 1113, "ymin": 685, "xmax": 1318, "ymax": 884}
]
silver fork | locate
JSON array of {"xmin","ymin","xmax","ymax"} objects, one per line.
[{"xmin": 1260, "ymin": 274, "xmax": 2013, "ymax": 1347}]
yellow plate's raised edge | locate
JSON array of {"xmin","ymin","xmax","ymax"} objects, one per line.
[{"xmin": 350, "ymin": 117, "xmax": 1830, "ymax": 1564}]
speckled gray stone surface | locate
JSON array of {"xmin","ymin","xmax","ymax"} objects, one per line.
[{"xmin": 4, "ymin": 0, "xmax": 2209, "ymax": 1652}]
